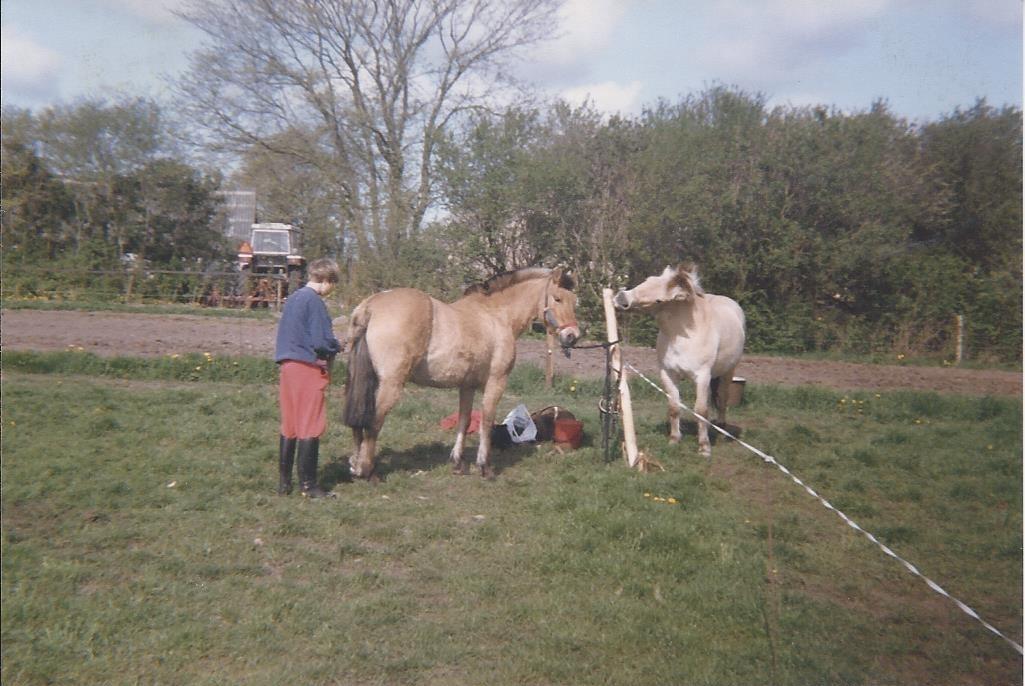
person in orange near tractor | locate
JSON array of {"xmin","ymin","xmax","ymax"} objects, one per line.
[{"xmin": 274, "ymin": 257, "xmax": 342, "ymax": 498}]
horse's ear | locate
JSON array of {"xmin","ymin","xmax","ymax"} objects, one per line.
[
  {"xmin": 552, "ymin": 267, "xmax": 576, "ymax": 291},
  {"xmin": 678, "ymin": 260, "xmax": 697, "ymax": 276},
  {"xmin": 673, "ymin": 262, "xmax": 705, "ymax": 298}
]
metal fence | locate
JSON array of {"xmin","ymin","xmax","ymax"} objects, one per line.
[{"xmin": 2, "ymin": 266, "xmax": 290, "ymax": 310}]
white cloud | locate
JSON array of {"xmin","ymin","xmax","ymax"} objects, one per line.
[
  {"xmin": 535, "ymin": 0, "xmax": 632, "ymax": 68},
  {"xmin": 699, "ymin": 0, "xmax": 891, "ymax": 83},
  {"xmin": 99, "ymin": 0, "xmax": 190, "ymax": 25},
  {"xmin": 0, "ymin": 25, "xmax": 62, "ymax": 95},
  {"xmin": 712, "ymin": 0, "xmax": 889, "ymax": 34},
  {"xmin": 561, "ymin": 79, "xmax": 644, "ymax": 115}
]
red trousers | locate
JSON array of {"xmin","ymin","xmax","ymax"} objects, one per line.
[{"xmin": 278, "ymin": 361, "xmax": 330, "ymax": 439}]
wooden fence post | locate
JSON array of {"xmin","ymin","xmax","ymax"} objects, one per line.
[
  {"xmin": 124, "ymin": 266, "xmax": 138, "ymax": 303},
  {"xmin": 954, "ymin": 314, "xmax": 964, "ymax": 365},
  {"xmin": 602, "ymin": 288, "xmax": 639, "ymax": 468}
]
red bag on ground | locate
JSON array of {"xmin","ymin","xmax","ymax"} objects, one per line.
[{"xmin": 439, "ymin": 410, "xmax": 482, "ymax": 434}]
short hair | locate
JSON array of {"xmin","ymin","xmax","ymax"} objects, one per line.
[{"xmin": 307, "ymin": 258, "xmax": 340, "ymax": 284}]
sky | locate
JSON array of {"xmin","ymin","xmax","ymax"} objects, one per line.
[{"xmin": 1, "ymin": 0, "xmax": 1021, "ymax": 123}]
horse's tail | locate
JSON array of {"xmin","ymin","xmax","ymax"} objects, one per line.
[{"xmin": 343, "ymin": 302, "xmax": 378, "ymax": 430}]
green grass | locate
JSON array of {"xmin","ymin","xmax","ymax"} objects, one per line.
[
  {"xmin": 2, "ymin": 357, "xmax": 1021, "ymax": 685},
  {"xmin": 3, "ymin": 350, "xmax": 280, "ymax": 384}
]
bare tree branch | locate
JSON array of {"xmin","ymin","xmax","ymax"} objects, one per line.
[{"xmin": 175, "ymin": 0, "xmax": 559, "ymax": 264}]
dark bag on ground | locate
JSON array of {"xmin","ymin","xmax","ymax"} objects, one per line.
[{"xmin": 490, "ymin": 405, "xmax": 582, "ymax": 450}]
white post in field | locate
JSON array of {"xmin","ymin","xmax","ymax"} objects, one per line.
[
  {"xmin": 955, "ymin": 314, "xmax": 964, "ymax": 365},
  {"xmin": 602, "ymin": 288, "xmax": 639, "ymax": 468}
]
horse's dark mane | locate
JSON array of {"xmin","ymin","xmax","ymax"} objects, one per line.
[{"xmin": 462, "ymin": 267, "xmax": 552, "ymax": 296}]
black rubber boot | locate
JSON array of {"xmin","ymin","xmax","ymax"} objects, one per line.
[
  {"xmin": 278, "ymin": 435, "xmax": 297, "ymax": 495},
  {"xmin": 297, "ymin": 438, "xmax": 335, "ymax": 498}
]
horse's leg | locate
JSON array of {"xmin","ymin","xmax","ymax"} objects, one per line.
[
  {"xmin": 694, "ymin": 370, "xmax": 713, "ymax": 458},
  {"xmin": 349, "ymin": 427, "xmax": 364, "ymax": 474},
  {"xmin": 713, "ymin": 367, "xmax": 737, "ymax": 429},
  {"xmin": 353, "ymin": 378, "xmax": 405, "ymax": 481},
  {"xmin": 475, "ymin": 375, "xmax": 509, "ymax": 480},
  {"xmin": 450, "ymin": 387, "xmax": 475, "ymax": 475},
  {"xmin": 710, "ymin": 376, "xmax": 721, "ymax": 422},
  {"xmin": 660, "ymin": 369, "xmax": 683, "ymax": 444}
]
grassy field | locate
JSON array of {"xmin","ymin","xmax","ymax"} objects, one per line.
[{"xmin": 2, "ymin": 354, "xmax": 1022, "ymax": 685}]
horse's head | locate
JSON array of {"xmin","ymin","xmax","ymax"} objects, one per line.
[
  {"xmin": 613, "ymin": 263, "xmax": 705, "ymax": 311},
  {"xmin": 542, "ymin": 267, "xmax": 580, "ymax": 348}
]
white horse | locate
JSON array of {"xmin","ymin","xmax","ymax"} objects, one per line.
[{"xmin": 613, "ymin": 263, "xmax": 745, "ymax": 458}]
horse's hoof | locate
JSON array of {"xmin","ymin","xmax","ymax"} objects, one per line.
[
  {"xmin": 367, "ymin": 473, "xmax": 382, "ymax": 485},
  {"xmin": 668, "ymin": 436, "xmax": 682, "ymax": 445},
  {"xmin": 479, "ymin": 465, "xmax": 496, "ymax": 481},
  {"xmin": 452, "ymin": 462, "xmax": 469, "ymax": 476}
]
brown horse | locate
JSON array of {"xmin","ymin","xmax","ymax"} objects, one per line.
[{"xmin": 344, "ymin": 268, "xmax": 580, "ymax": 480}]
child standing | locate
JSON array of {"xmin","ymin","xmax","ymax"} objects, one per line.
[{"xmin": 274, "ymin": 257, "xmax": 342, "ymax": 498}]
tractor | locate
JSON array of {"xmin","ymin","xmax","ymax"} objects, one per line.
[{"xmin": 237, "ymin": 223, "xmax": 306, "ymax": 307}]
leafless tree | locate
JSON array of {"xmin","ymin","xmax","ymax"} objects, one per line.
[{"xmin": 175, "ymin": 0, "xmax": 561, "ymax": 264}]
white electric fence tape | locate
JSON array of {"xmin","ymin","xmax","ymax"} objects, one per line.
[{"xmin": 624, "ymin": 362, "xmax": 1024, "ymax": 656}]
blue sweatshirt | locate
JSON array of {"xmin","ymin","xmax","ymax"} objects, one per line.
[{"xmin": 274, "ymin": 286, "xmax": 341, "ymax": 364}]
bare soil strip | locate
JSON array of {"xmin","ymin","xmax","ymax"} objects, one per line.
[{"xmin": 2, "ymin": 309, "xmax": 1020, "ymax": 396}]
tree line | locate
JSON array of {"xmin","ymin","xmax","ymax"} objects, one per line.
[
  {"xmin": 429, "ymin": 92, "xmax": 1021, "ymax": 362},
  {"xmin": 1, "ymin": 0, "xmax": 1020, "ymax": 362}
]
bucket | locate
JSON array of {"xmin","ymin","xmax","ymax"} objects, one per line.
[
  {"xmin": 553, "ymin": 418, "xmax": 584, "ymax": 449},
  {"xmin": 726, "ymin": 377, "xmax": 746, "ymax": 407}
]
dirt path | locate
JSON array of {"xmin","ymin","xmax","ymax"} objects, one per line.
[{"xmin": 2, "ymin": 309, "xmax": 1020, "ymax": 397}]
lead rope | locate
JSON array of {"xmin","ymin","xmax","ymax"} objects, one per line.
[{"xmin": 624, "ymin": 361, "xmax": 1024, "ymax": 656}]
